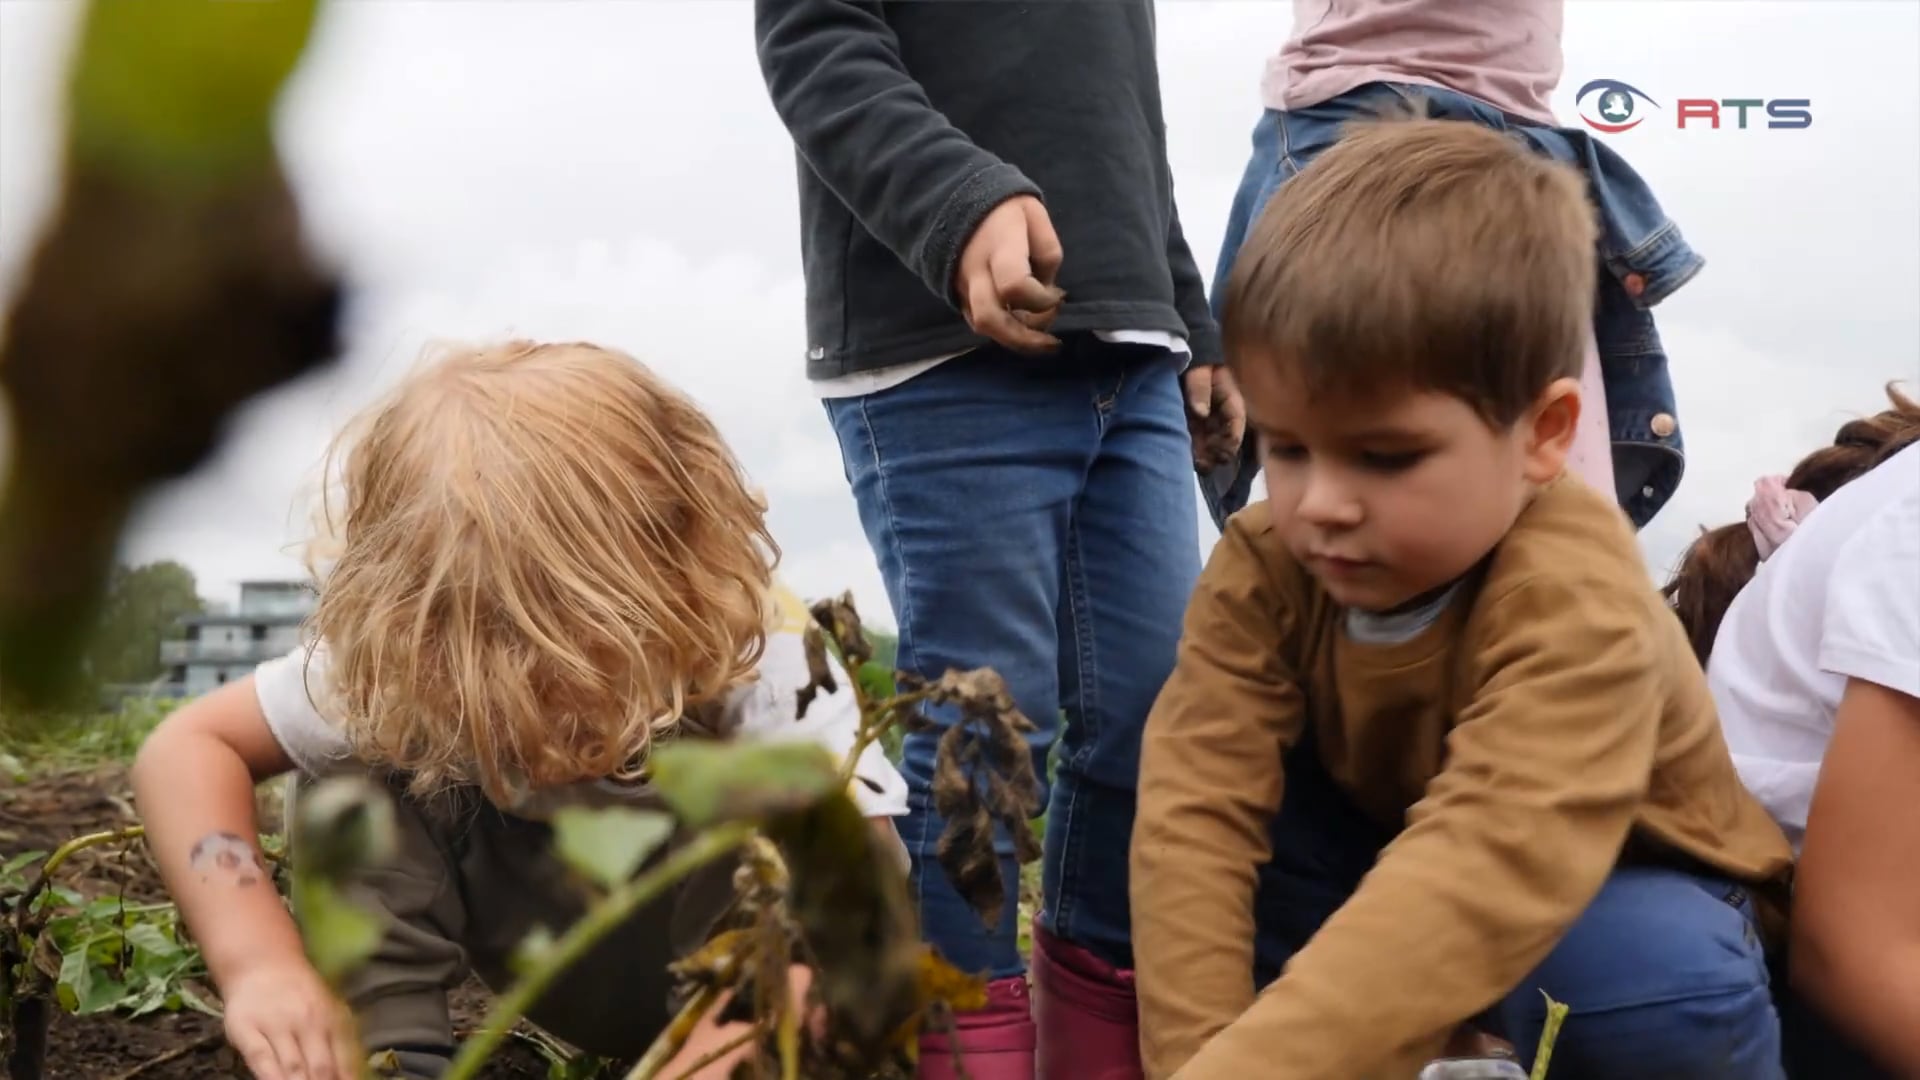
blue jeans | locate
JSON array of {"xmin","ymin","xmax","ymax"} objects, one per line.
[
  {"xmin": 1257, "ymin": 735, "xmax": 1785, "ymax": 1079},
  {"xmin": 1202, "ymin": 83, "xmax": 1701, "ymax": 531},
  {"xmin": 824, "ymin": 335, "xmax": 1201, "ymax": 978}
]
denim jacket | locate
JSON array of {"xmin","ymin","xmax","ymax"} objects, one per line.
[{"xmin": 1203, "ymin": 82, "xmax": 1702, "ymax": 531}]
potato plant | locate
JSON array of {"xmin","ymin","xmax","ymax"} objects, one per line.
[
  {"xmin": 2, "ymin": 826, "xmax": 211, "ymax": 1079},
  {"xmin": 292, "ymin": 593, "xmax": 1044, "ymax": 1080}
]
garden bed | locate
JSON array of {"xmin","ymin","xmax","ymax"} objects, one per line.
[{"xmin": 1, "ymin": 765, "xmax": 561, "ymax": 1078}]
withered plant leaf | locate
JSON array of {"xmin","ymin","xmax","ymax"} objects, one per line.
[
  {"xmin": 796, "ymin": 621, "xmax": 839, "ymax": 719},
  {"xmin": 761, "ymin": 791, "xmax": 921, "ymax": 1074},
  {"xmin": 809, "ymin": 592, "xmax": 873, "ymax": 670},
  {"xmin": 645, "ymin": 594, "xmax": 1037, "ymax": 1079},
  {"xmin": 912, "ymin": 669, "xmax": 1044, "ymax": 928}
]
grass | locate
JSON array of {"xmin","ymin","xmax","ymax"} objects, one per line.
[{"xmin": 0, "ymin": 697, "xmax": 175, "ymax": 778}]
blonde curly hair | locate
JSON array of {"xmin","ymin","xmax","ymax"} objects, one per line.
[{"xmin": 304, "ymin": 340, "xmax": 776, "ymax": 805}]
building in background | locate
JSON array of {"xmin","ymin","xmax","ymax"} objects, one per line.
[{"xmin": 157, "ymin": 580, "xmax": 313, "ymax": 698}]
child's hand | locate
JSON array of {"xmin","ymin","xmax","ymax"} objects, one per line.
[
  {"xmin": 1182, "ymin": 364, "xmax": 1246, "ymax": 471},
  {"xmin": 667, "ymin": 964, "xmax": 819, "ymax": 1077},
  {"xmin": 1439, "ymin": 1022, "xmax": 1516, "ymax": 1059},
  {"xmin": 220, "ymin": 960, "xmax": 360, "ymax": 1080},
  {"xmin": 954, "ymin": 195, "xmax": 1066, "ymax": 355}
]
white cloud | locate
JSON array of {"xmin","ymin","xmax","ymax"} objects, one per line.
[{"xmin": 3, "ymin": 0, "xmax": 1916, "ymax": 629}]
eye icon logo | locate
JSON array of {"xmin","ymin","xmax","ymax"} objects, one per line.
[{"xmin": 1576, "ymin": 78, "xmax": 1658, "ymax": 132}]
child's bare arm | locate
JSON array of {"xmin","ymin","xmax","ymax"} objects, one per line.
[
  {"xmin": 132, "ymin": 676, "xmax": 357, "ymax": 1080},
  {"xmin": 133, "ymin": 677, "xmax": 299, "ymax": 983},
  {"xmin": 1792, "ymin": 677, "xmax": 1920, "ymax": 1074},
  {"xmin": 1131, "ymin": 517, "xmax": 1305, "ymax": 1076}
]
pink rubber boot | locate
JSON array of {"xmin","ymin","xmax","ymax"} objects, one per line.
[
  {"xmin": 919, "ymin": 975, "xmax": 1036, "ymax": 1080},
  {"xmin": 1030, "ymin": 919, "xmax": 1145, "ymax": 1080}
]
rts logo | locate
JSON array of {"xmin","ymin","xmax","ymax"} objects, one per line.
[
  {"xmin": 1575, "ymin": 78, "xmax": 1659, "ymax": 132},
  {"xmin": 1575, "ymin": 78, "xmax": 1814, "ymax": 132}
]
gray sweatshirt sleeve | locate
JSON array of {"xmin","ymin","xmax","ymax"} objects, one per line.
[
  {"xmin": 755, "ymin": 0, "xmax": 1043, "ymax": 305},
  {"xmin": 1167, "ymin": 197, "xmax": 1223, "ymax": 366}
]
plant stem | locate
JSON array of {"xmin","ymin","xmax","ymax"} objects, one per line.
[
  {"xmin": 440, "ymin": 821, "xmax": 757, "ymax": 1080},
  {"xmin": 5, "ymin": 993, "xmax": 49, "ymax": 1080},
  {"xmin": 661, "ymin": 1025, "xmax": 760, "ymax": 1080},
  {"xmin": 625, "ymin": 985, "xmax": 725, "ymax": 1080},
  {"xmin": 838, "ymin": 688, "xmax": 929, "ymax": 789},
  {"xmin": 1530, "ymin": 992, "xmax": 1570, "ymax": 1080},
  {"xmin": 11, "ymin": 826, "xmax": 145, "ymax": 936},
  {"xmin": 777, "ymin": 993, "xmax": 799, "ymax": 1080}
]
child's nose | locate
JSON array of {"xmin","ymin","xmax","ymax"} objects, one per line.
[{"xmin": 1296, "ymin": 470, "xmax": 1363, "ymax": 527}]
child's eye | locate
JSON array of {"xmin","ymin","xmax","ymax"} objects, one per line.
[
  {"xmin": 1359, "ymin": 449, "xmax": 1426, "ymax": 473},
  {"xmin": 1265, "ymin": 442, "xmax": 1308, "ymax": 464}
]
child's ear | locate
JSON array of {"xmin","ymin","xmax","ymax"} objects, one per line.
[{"xmin": 1521, "ymin": 377, "xmax": 1582, "ymax": 484}]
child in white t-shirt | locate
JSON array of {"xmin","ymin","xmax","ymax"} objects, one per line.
[
  {"xmin": 130, "ymin": 340, "xmax": 907, "ymax": 1080},
  {"xmin": 1665, "ymin": 385, "xmax": 1920, "ymax": 1076}
]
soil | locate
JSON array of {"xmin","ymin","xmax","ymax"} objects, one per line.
[{"xmin": 1, "ymin": 766, "xmax": 560, "ymax": 1079}]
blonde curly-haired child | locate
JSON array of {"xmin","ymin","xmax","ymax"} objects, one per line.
[{"xmin": 133, "ymin": 341, "xmax": 906, "ymax": 1079}]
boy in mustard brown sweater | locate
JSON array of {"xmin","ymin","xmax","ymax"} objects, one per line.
[{"xmin": 1130, "ymin": 118, "xmax": 1796, "ymax": 1080}]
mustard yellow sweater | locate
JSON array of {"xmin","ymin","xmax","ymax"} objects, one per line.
[{"xmin": 1131, "ymin": 478, "xmax": 1793, "ymax": 1079}]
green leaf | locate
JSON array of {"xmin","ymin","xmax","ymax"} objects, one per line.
[
  {"xmin": 294, "ymin": 775, "xmax": 398, "ymax": 881},
  {"xmin": 0, "ymin": 750, "xmax": 25, "ymax": 783},
  {"xmin": 67, "ymin": 0, "xmax": 322, "ymax": 181},
  {"xmin": 124, "ymin": 921, "xmax": 181, "ymax": 960},
  {"xmin": 177, "ymin": 984, "xmax": 221, "ymax": 1017},
  {"xmin": 1, "ymin": 849, "xmax": 44, "ymax": 881},
  {"xmin": 125, "ymin": 977, "xmax": 173, "ymax": 1018},
  {"xmin": 55, "ymin": 942, "xmax": 92, "ymax": 1013},
  {"xmin": 43, "ymin": 914, "xmax": 82, "ymax": 947},
  {"xmin": 509, "ymin": 924, "xmax": 560, "ymax": 979},
  {"xmin": 76, "ymin": 971, "xmax": 130, "ymax": 1015},
  {"xmin": 649, "ymin": 739, "xmax": 842, "ymax": 827},
  {"xmin": 550, "ymin": 806, "xmax": 673, "ymax": 891},
  {"xmin": 855, "ymin": 661, "xmax": 897, "ymax": 700},
  {"xmin": 296, "ymin": 879, "xmax": 385, "ymax": 985},
  {"xmin": 85, "ymin": 933, "xmax": 124, "ymax": 970}
]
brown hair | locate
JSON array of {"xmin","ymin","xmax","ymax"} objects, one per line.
[
  {"xmin": 306, "ymin": 340, "xmax": 778, "ymax": 805},
  {"xmin": 1222, "ymin": 111, "xmax": 1598, "ymax": 426},
  {"xmin": 1663, "ymin": 384, "xmax": 1920, "ymax": 664}
]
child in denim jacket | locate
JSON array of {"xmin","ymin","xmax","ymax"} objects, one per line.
[{"xmin": 1203, "ymin": 0, "xmax": 1699, "ymax": 534}]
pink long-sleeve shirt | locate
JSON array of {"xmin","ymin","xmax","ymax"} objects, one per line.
[{"xmin": 1264, "ymin": 0, "xmax": 1564, "ymax": 126}]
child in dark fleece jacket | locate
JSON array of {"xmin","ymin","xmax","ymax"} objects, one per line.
[{"xmin": 757, "ymin": 3, "xmax": 1241, "ymax": 1077}]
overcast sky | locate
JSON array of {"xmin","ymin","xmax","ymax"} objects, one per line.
[{"xmin": 2, "ymin": 1, "xmax": 1916, "ymax": 625}]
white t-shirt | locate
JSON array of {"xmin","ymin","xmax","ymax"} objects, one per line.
[
  {"xmin": 1710, "ymin": 441, "xmax": 1920, "ymax": 852},
  {"xmin": 252, "ymin": 588, "xmax": 910, "ymax": 821},
  {"xmin": 811, "ymin": 329, "xmax": 1189, "ymax": 399}
]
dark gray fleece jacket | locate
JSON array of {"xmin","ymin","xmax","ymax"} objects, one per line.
[{"xmin": 755, "ymin": 0, "xmax": 1222, "ymax": 380}]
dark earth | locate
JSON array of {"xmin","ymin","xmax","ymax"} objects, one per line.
[{"xmin": 1, "ymin": 766, "xmax": 558, "ymax": 1079}]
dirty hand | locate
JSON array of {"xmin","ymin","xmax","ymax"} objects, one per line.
[
  {"xmin": 1439, "ymin": 1023, "xmax": 1517, "ymax": 1059},
  {"xmin": 665, "ymin": 965, "xmax": 819, "ymax": 1077},
  {"xmin": 1181, "ymin": 363, "xmax": 1247, "ymax": 471},
  {"xmin": 954, "ymin": 195, "xmax": 1066, "ymax": 355},
  {"xmin": 221, "ymin": 960, "xmax": 360, "ymax": 1080}
]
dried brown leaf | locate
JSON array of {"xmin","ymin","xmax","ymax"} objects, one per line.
[
  {"xmin": 911, "ymin": 668, "xmax": 1044, "ymax": 928},
  {"xmin": 808, "ymin": 592, "xmax": 873, "ymax": 670}
]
